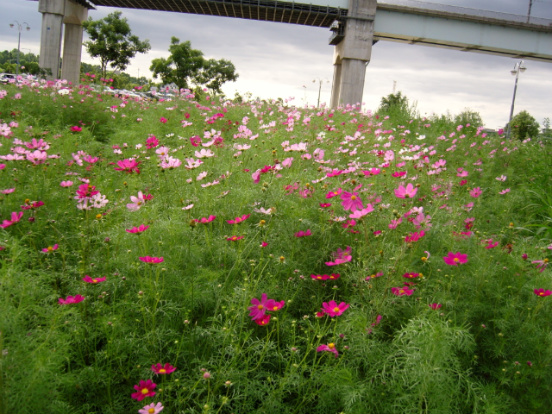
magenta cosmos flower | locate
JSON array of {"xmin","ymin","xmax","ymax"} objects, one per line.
[
  {"xmin": 58, "ymin": 295, "xmax": 85, "ymax": 305},
  {"xmin": 317, "ymin": 343, "xmax": 339, "ymax": 358},
  {"xmin": 41, "ymin": 244, "xmax": 59, "ymax": 254},
  {"xmin": 114, "ymin": 158, "xmax": 141, "ymax": 174},
  {"xmin": 295, "ymin": 229, "xmax": 312, "ymax": 237},
  {"xmin": 151, "ymin": 363, "xmax": 177, "ymax": 375},
  {"xmin": 340, "ymin": 191, "xmax": 363, "ymax": 212},
  {"xmin": 248, "ymin": 293, "xmax": 285, "ymax": 322},
  {"xmin": 320, "ymin": 300, "xmax": 350, "ymax": 317},
  {"xmin": 0, "ymin": 211, "xmax": 24, "ymax": 228},
  {"xmin": 227, "ymin": 235, "xmax": 244, "ymax": 242},
  {"xmin": 534, "ymin": 289, "xmax": 552, "ymax": 297},
  {"xmin": 391, "ymin": 286, "xmax": 415, "ymax": 296},
  {"xmin": 443, "ymin": 252, "xmax": 468, "ymax": 266},
  {"xmin": 325, "ymin": 246, "xmax": 352, "ymax": 266},
  {"xmin": 139, "ymin": 402, "xmax": 164, "ymax": 414},
  {"xmin": 194, "ymin": 215, "xmax": 216, "ymax": 224},
  {"xmin": 394, "ymin": 183, "xmax": 418, "ymax": 199},
  {"xmin": 311, "ymin": 273, "xmax": 340, "ymax": 281},
  {"xmin": 131, "ymin": 379, "xmax": 156, "ymax": 401},
  {"xmin": 226, "ymin": 214, "xmax": 250, "ymax": 224},
  {"xmin": 82, "ymin": 275, "xmax": 106, "ymax": 284},
  {"xmin": 139, "ymin": 256, "xmax": 164, "ymax": 264},
  {"xmin": 126, "ymin": 224, "xmax": 150, "ymax": 234}
]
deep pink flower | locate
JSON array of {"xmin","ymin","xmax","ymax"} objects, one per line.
[
  {"xmin": 321, "ymin": 300, "xmax": 350, "ymax": 317},
  {"xmin": 325, "ymin": 188, "xmax": 342, "ymax": 199},
  {"xmin": 531, "ymin": 259, "xmax": 549, "ymax": 272},
  {"xmin": 194, "ymin": 215, "xmax": 216, "ymax": 224},
  {"xmin": 394, "ymin": 183, "xmax": 417, "ymax": 199},
  {"xmin": 405, "ymin": 230, "xmax": 425, "ymax": 243},
  {"xmin": 75, "ymin": 184, "xmax": 99, "ymax": 200},
  {"xmin": 41, "ymin": 244, "xmax": 59, "ymax": 254},
  {"xmin": 443, "ymin": 252, "xmax": 468, "ymax": 266},
  {"xmin": 58, "ymin": 295, "xmax": 85, "ymax": 305},
  {"xmin": 82, "ymin": 275, "xmax": 106, "ymax": 284},
  {"xmin": 0, "ymin": 211, "xmax": 24, "ymax": 228},
  {"xmin": 325, "ymin": 246, "xmax": 352, "ymax": 266},
  {"xmin": 226, "ymin": 214, "xmax": 250, "ymax": 224},
  {"xmin": 340, "ymin": 191, "xmax": 363, "ymax": 211},
  {"xmin": 483, "ymin": 239, "xmax": 499, "ymax": 249},
  {"xmin": 429, "ymin": 303, "xmax": 442, "ymax": 310},
  {"xmin": 146, "ymin": 136, "xmax": 159, "ymax": 149},
  {"xmin": 114, "ymin": 158, "xmax": 141, "ymax": 174},
  {"xmin": 295, "ymin": 229, "xmax": 312, "ymax": 237},
  {"xmin": 402, "ymin": 272, "xmax": 421, "ymax": 279},
  {"xmin": 151, "ymin": 363, "xmax": 177, "ymax": 375},
  {"xmin": 255, "ymin": 314, "xmax": 271, "ymax": 326},
  {"xmin": 311, "ymin": 273, "xmax": 340, "ymax": 281},
  {"xmin": 534, "ymin": 288, "xmax": 551, "ymax": 297},
  {"xmin": 391, "ymin": 287, "xmax": 415, "ymax": 296},
  {"xmin": 70, "ymin": 126, "xmax": 82, "ymax": 132},
  {"xmin": 21, "ymin": 200, "xmax": 44, "ymax": 210},
  {"xmin": 139, "ymin": 256, "xmax": 164, "ymax": 264},
  {"xmin": 159, "ymin": 117, "xmax": 168, "ymax": 124},
  {"xmin": 131, "ymin": 379, "xmax": 156, "ymax": 401},
  {"xmin": 316, "ymin": 343, "xmax": 339, "ymax": 358},
  {"xmin": 319, "ymin": 203, "xmax": 332, "ymax": 208},
  {"xmin": 227, "ymin": 235, "xmax": 244, "ymax": 241},
  {"xmin": 248, "ymin": 293, "xmax": 276, "ymax": 321},
  {"xmin": 126, "ymin": 224, "xmax": 150, "ymax": 234}
]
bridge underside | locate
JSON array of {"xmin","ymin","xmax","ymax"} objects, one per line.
[{"xmin": 91, "ymin": 0, "xmax": 346, "ymax": 26}]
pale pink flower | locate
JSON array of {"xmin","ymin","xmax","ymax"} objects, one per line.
[
  {"xmin": 127, "ymin": 191, "xmax": 146, "ymax": 211},
  {"xmin": 340, "ymin": 191, "xmax": 363, "ymax": 212},
  {"xmin": 316, "ymin": 343, "xmax": 339, "ymax": 358},
  {"xmin": 325, "ymin": 246, "xmax": 352, "ymax": 266},
  {"xmin": 470, "ymin": 187, "xmax": 482, "ymax": 198},
  {"xmin": 394, "ymin": 183, "xmax": 418, "ymax": 199},
  {"xmin": 348, "ymin": 204, "xmax": 374, "ymax": 219},
  {"xmin": 139, "ymin": 402, "xmax": 163, "ymax": 414},
  {"xmin": 60, "ymin": 180, "xmax": 74, "ymax": 187}
]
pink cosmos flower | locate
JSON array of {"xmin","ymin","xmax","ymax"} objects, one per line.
[
  {"xmin": 58, "ymin": 295, "xmax": 85, "ymax": 305},
  {"xmin": 260, "ymin": 241, "xmax": 268, "ymax": 248},
  {"xmin": 316, "ymin": 343, "xmax": 339, "ymax": 358},
  {"xmin": 320, "ymin": 300, "xmax": 350, "ymax": 317},
  {"xmin": 227, "ymin": 235, "xmax": 244, "ymax": 241},
  {"xmin": 402, "ymin": 272, "xmax": 421, "ymax": 279},
  {"xmin": 70, "ymin": 126, "xmax": 82, "ymax": 132},
  {"xmin": 1, "ymin": 188, "xmax": 15, "ymax": 194},
  {"xmin": 483, "ymin": 239, "xmax": 499, "ymax": 249},
  {"xmin": 340, "ymin": 191, "xmax": 363, "ymax": 211},
  {"xmin": 534, "ymin": 288, "xmax": 552, "ymax": 297},
  {"xmin": 151, "ymin": 363, "xmax": 177, "ymax": 375},
  {"xmin": 127, "ymin": 191, "xmax": 146, "ymax": 211},
  {"xmin": 443, "ymin": 252, "xmax": 468, "ymax": 266},
  {"xmin": 394, "ymin": 183, "xmax": 417, "ymax": 199},
  {"xmin": 82, "ymin": 275, "xmax": 106, "ymax": 284},
  {"xmin": 0, "ymin": 211, "xmax": 24, "ymax": 228},
  {"xmin": 405, "ymin": 230, "xmax": 425, "ymax": 243},
  {"xmin": 146, "ymin": 136, "xmax": 159, "ymax": 149},
  {"xmin": 470, "ymin": 187, "xmax": 482, "ymax": 198},
  {"xmin": 255, "ymin": 314, "xmax": 271, "ymax": 326},
  {"xmin": 319, "ymin": 203, "xmax": 331, "ymax": 208},
  {"xmin": 194, "ymin": 215, "xmax": 216, "ymax": 224},
  {"xmin": 429, "ymin": 303, "xmax": 442, "ymax": 310},
  {"xmin": 114, "ymin": 158, "xmax": 141, "ymax": 174},
  {"xmin": 295, "ymin": 229, "xmax": 312, "ymax": 237},
  {"xmin": 227, "ymin": 214, "xmax": 250, "ymax": 224},
  {"xmin": 60, "ymin": 181, "xmax": 74, "ymax": 187},
  {"xmin": 348, "ymin": 204, "xmax": 374, "ymax": 219},
  {"xmin": 126, "ymin": 224, "xmax": 150, "ymax": 234},
  {"xmin": 160, "ymin": 117, "xmax": 168, "ymax": 124},
  {"xmin": 131, "ymin": 379, "xmax": 157, "ymax": 401},
  {"xmin": 41, "ymin": 244, "xmax": 59, "ymax": 254},
  {"xmin": 532, "ymin": 259, "xmax": 549, "ymax": 272},
  {"xmin": 139, "ymin": 256, "xmax": 164, "ymax": 264},
  {"xmin": 325, "ymin": 246, "xmax": 352, "ymax": 266},
  {"xmin": 248, "ymin": 293, "xmax": 276, "ymax": 321},
  {"xmin": 325, "ymin": 188, "xmax": 342, "ymax": 199},
  {"xmin": 139, "ymin": 402, "xmax": 164, "ymax": 414},
  {"xmin": 391, "ymin": 287, "xmax": 415, "ymax": 296},
  {"xmin": 311, "ymin": 273, "xmax": 340, "ymax": 281}
]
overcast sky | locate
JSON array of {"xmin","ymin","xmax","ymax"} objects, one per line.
[{"xmin": 1, "ymin": 0, "xmax": 551, "ymax": 129}]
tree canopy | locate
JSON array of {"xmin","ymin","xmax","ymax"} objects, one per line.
[
  {"xmin": 83, "ymin": 11, "xmax": 150, "ymax": 78},
  {"xmin": 378, "ymin": 91, "xmax": 411, "ymax": 117},
  {"xmin": 150, "ymin": 37, "xmax": 238, "ymax": 94},
  {"xmin": 509, "ymin": 110, "xmax": 540, "ymax": 140}
]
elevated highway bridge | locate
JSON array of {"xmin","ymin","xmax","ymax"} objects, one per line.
[{"xmin": 33, "ymin": 0, "xmax": 552, "ymax": 106}]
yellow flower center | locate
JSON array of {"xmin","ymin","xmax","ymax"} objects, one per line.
[
  {"xmin": 399, "ymin": 289, "xmax": 405, "ymax": 294},
  {"xmin": 453, "ymin": 258, "xmax": 460, "ymax": 263},
  {"xmin": 351, "ymin": 195, "xmax": 356, "ymax": 200},
  {"xmin": 273, "ymin": 306, "xmax": 278, "ymax": 311},
  {"xmin": 328, "ymin": 343, "xmax": 335, "ymax": 349},
  {"xmin": 257, "ymin": 305, "xmax": 264, "ymax": 310},
  {"xmin": 141, "ymin": 388, "xmax": 149, "ymax": 395},
  {"xmin": 159, "ymin": 368, "xmax": 166, "ymax": 374},
  {"xmin": 148, "ymin": 408, "xmax": 155, "ymax": 414},
  {"xmin": 333, "ymin": 307, "xmax": 340, "ymax": 313},
  {"xmin": 47, "ymin": 246, "xmax": 53, "ymax": 252}
]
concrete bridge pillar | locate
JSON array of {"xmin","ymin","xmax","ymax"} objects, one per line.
[
  {"xmin": 62, "ymin": 1, "xmax": 88, "ymax": 85},
  {"xmin": 38, "ymin": 0, "xmax": 65, "ymax": 79},
  {"xmin": 330, "ymin": 0, "xmax": 377, "ymax": 108}
]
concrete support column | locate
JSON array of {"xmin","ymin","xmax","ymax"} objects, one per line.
[
  {"xmin": 330, "ymin": 62, "xmax": 342, "ymax": 108},
  {"xmin": 62, "ymin": 1, "xmax": 88, "ymax": 84},
  {"xmin": 330, "ymin": 0, "xmax": 376, "ymax": 107},
  {"xmin": 38, "ymin": 0, "xmax": 65, "ymax": 79}
]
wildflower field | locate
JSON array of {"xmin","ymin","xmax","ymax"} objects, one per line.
[{"xmin": 0, "ymin": 79, "xmax": 551, "ymax": 414}]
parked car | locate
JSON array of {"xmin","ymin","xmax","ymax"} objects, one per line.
[{"xmin": 0, "ymin": 73, "xmax": 16, "ymax": 83}]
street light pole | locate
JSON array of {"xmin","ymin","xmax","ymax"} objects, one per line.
[
  {"xmin": 9, "ymin": 21, "xmax": 31, "ymax": 77},
  {"xmin": 506, "ymin": 61, "xmax": 526, "ymax": 139}
]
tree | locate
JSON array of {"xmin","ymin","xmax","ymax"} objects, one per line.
[
  {"xmin": 378, "ymin": 91, "xmax": 412, "ymax": 118},
  {"xmin": 508, "ymin": 110, "xmax": 540, "ymax": 140},
  {"xmin": 83, "ymin": 12, "xmax": 150, "ymax": 78},
  {"xmin": 454, "ymin": 109, "xmax": 483, "ymax": 128},
  {"xmin": 150, "ymin": 37, "xmax": 238, "ymax": 93}
]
